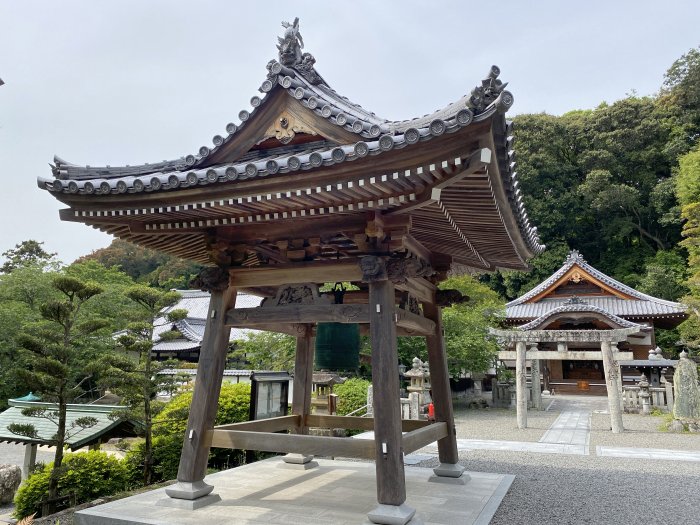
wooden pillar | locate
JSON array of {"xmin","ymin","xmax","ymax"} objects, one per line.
[
  {"xmin": 361, "ymin": 256, "xmax": 415, "ymax": 525},
  {"xmin": 516, "ymin": 341, "xmax": 528, "ymax": 429},
  {"xmin": 165, "ymin": 268, "xmax": 235, "ymax": 506},
  {"xmin": 529, "ymin": 343, "xmax": 542, "ymax": 411},
  {"xmin": 601, "ymin": 340, "xmax": 624, "ymax": 433},
  {"xmin": 283, "ymin": 323, "xmax": 317, "ymax": 468},
  {"xmin": 423, "ymin": 298, "xmax": 466, "ymax": 480}
]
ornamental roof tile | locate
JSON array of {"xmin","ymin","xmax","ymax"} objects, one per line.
[{"xmin": 517, "ymin": 300, "xmax": 646, "ymax": 330}]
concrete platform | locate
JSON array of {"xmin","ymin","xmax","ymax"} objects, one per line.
[{"xmin": 75, "ymin": 457, "xmax": 513, "ymax": 525}]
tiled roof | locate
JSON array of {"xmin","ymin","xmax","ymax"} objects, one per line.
[
  {"xmin": 506, "ymin": 250, "xmax": 687, "ymax": 320},
  {"xmin": 517, "ymin": 300, "xmax": 645, "ymax": 330},
  {"xmin": 153, "ymin": 290, "xmax": 262, "ymax": 353},
  {"xmin": 0, "ymin": 400, "xmax": 133, "ymax": 449}
]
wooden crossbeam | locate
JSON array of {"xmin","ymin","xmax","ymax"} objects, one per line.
[
  {"xmin": 210, "ymin": 429, "xmax": 376, "ymax": 459},
  {"xmin": 402, "ymin": 422, "xmax": 448, "ymax": 454},
  {"xmin": 213, "ymin": 415, "xmax": 299, "ymax": 433},
  {"xmin": 225, "ymin": 304, "xmax": 436, "ymax": 335}
]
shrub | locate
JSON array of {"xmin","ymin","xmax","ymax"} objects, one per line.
[
  {"xmin": 14, "ymin": 450, "xmax": 131, "ymax": 519},
  {"xmin": 334, "ymin": 378, "xmax": 370, "ymax": 417},
  {"xmin": 124, "ymin": 382, "xmax": 253, "ymax": 483}
]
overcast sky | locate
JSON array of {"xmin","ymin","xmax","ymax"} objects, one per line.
[{"xmin": 1, "ymin": 0, "xmax": 698, "ymax": 265}]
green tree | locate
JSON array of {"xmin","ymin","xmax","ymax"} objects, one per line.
[
  {"xmin": 7, "ymin": 275, "xmax": 109, "ymax": 510},
  {"xmin": 0, "ymin": 240, "xmax": 59, "ymax": 273},
  {"xmin": 98, "ymin": 286, "xmax": 184, "ymax": 485},
  {"xmin": 230, "ymin": 331, "xmax": 296, "ymax": 371},
  {"xmin": 438, "ymin": 275, "xmax": 505, "ymax": 375},
  {"xmin": 676, "ymin": 145, "xmax": 700, "ymax": 351}
]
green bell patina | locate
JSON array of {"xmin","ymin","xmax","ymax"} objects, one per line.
[
  {"xmin": 315, "ymin": 322, "xmax": 360, "ymax": 370},
  {"xmin": 315, "ymin": 283, "xmax": 360, "ymax": 370}
]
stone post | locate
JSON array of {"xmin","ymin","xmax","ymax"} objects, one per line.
[
  {"xmin": 516, "ymin": 341, "xmax": 528, "ymax": 429},
  {"xmin": 529, "ymin": 343, "xmax": 542, "ymax": 411},
  {"xmin": 638, "ymin": 373, "xmax": 651, "ymax": 415},
  {"xmin": 22, "ymin": 444, "xmax": 37, "ymax": 480},
  {"xmin": 661, "ymin": 375, "xmax": 674, "ymax": 410},
  {"xmin": 600, "ymin": 340, "xmax": 624, "ymax": 433}
]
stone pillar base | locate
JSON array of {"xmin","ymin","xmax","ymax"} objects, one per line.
[
  {"xmin": 429, "ymin": 463, "xmax": 469, "ymax": 485},
  {"xmin": 281, "ymin": 453, "xmax": 319, "ymax": 470},
  {"xmin": 156, "ymin": 493, "xmax": 221, "ymax": 510},
  {"xmin": 164, "ymin": 480, "xmax": 213, "ymax": 500},
  {"xmin": 367, "ymin": 503, "xmax": 418, "ymax": 525}
]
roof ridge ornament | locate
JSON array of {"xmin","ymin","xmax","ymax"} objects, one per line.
[
  {"xmin": 466, "ymin": 66, "xmax": 512, "ymax": 113},
  {"xmin": 276, "ymin": 18, "xmax": 323, "ymax": 85},
  {"xmin": 566, "ymin": 249, "xmax": 586, "ymax": 263}
]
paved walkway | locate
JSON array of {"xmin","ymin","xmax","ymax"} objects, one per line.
[{"xmin": 413, "ymin": 395, "xmax": 700, "ymax": 462}]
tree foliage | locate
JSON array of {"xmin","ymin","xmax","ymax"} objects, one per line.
[
  {"xmin": 0, "ymin": 240, "xmax": 58, "ymax": 274},
  {"xmin": 230, "ymin": 331, "xmax": 296, "ymax": 372},
  {"xmin": 97, "ymin": 285, "xmax": 182, "ymax": 485}
]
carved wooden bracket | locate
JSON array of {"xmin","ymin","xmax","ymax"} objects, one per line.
[
  {"xmin": 261, "ymin": 283, "xmax": 332, "ymax": 308},
  {"xmin": 435, "ymin": 289, "xmax": 470, "ymax": 307},
  {"xmin": 399, "ymin": 291, "xmax": 421, "ymax": 316},
  {"xmin": 359, "ymin": 255, "xmax": 387, "ymax": 282},
  {"xmin": 189, "ymin": 267, "xmax": 230, "ymax": 292},
  {"xmin": 386, "ymin": 257, "xmax": 433, "ymax": 284}
]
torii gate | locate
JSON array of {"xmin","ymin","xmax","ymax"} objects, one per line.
[{"xmin": 490, "ymin": 327, "xmax": 640, "ymax": 433}]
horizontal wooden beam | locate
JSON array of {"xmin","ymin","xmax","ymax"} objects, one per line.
[
  {"xmin": 304, "ymin": 415, "xmax": 430, "ymax": 433},
  {"xmin": 210, "ymin": 429, "xmax": 376, "ymax": 459},
  {"xmin": 214, "ymin": 415, "xmax": 299, "ymax": 433},
  {"xmin": 226, "ymin": 304, "xmax": 435, "ymax": 335},
  {"xmin": 402, "ymin": 422, "xmax": 448, "ymax": 454},
  {"xmin": 396, "ymin": 277, "xmax": 436, "ymax": 304},
  {"xmin": 498, "ymin": 350, "xmax": 634, "ymax": 361},
  {"xmin": 229, "ymin": 261, "xmax": 362, "ymax": 287}
]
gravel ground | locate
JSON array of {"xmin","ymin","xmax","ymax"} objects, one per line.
[
  {"xmin": 452, "ymin": 406, "xmax": 560, "ymax": 443},
  {"xmin": 413, "ymin": 450, "xmax": 700, "ymax": 524},
  {"xmin": 590, "ymin": 412, "xmax": 700, "ymax": 450}
]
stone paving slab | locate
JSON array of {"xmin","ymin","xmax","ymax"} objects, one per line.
[
  {"xmin": 421, "ymin": 439, "xmax": 587, "ymax": 456},
  {"xmin": 539, "ymin": 410, "xmax": 591, "ymax": 449},
  {"xmin": 75, "ymin": 457, "xmax": 514, "ymax": 525},
  {"xmin": 596, "ymin": 446, "xmax": 700, "ymax": 462}
]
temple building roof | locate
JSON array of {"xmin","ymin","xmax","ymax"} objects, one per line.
[
  {"xmin": 506, "ymin": 250, "xmax": 687, "ymax": 327},
  {"xmin": 152, "ymin": 290, "xmax": 261, "ymax": 353},
  {"xmin": 37, "ymin": 19, "xmax": 543, "ymax": 274},
  {"xmin": 0, "ymin": 399, "xmax": 135, "ymax": 449}
]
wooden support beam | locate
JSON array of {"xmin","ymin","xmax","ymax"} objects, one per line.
[
  {"xmin": 368, "ymin": 276, "xmax": 407, "ymax": 506},
  {"xmin": 226, "ymin": 304, "xmax": 435, "ymax": 335},
  {"xmin": 402, "ymin": 423, "xmax": 448, "ymax": 455},
  {"xmin": 209, "ymin": 430, "xmax": 376, "ymax": 459},
  {"xmin": 423, "ymin": 299, "xmax": 460, "ymax": 466},
  {"xmin": 167, "ymin": 275, "xmax": 236, "ymax": 502},
  {"xmin": 396, "ymin": 277, "xmax": 436, "ymax": 304},
  {"xmin": 292, "ymin": 325, "xmax": 314, "ymax": 434},
  {"xmin": 214, "ymin": 415, "xmax": 299, "ymax": 433},
  {"xmin": 305, "ymin": 415, "xmax": 430, "ymax": 433},
  {"xmin": 229, "ymin": 261, "xmax": 362, "ymax": 287}
]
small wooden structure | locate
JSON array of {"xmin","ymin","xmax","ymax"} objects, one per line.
[{"xmin": 38, "ymin": 19, "xmax": 542, "ymax": 524}]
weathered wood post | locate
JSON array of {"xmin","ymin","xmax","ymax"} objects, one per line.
[
  {"xmin": 423, "ymin": 293, "xmax": 467, "ymax": 482},
  {"xmin": 529, "ymin": 343, "xmax": 542, "ymax": 411},
  {"xmin": 361, "ymin": 256, "xmax": 415, "ymax": 525},
  {"xmin": 163, "ymin": 268, "xmax": 236, "ymax": 508},
  {"xmin": 283, "ymin": 323, "xmax": 317, "ymax": 468},
  {"xmin": 516, "ymin": 341, "xmax": 528, "ymax": 429},
  {"xmin": 600, "ymin": 340, "xmax": 624, "ymax": 433}
]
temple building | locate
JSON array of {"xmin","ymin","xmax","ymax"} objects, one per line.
[
  {"xmin": 38, "ymin": 18, "xmax": 542, "ymax": 525},
  {"xmin": 499, "ymin": 250, "xmax": 687, "ymax": 396}
]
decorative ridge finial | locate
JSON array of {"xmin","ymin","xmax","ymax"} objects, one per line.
[
  {"xmin": 566, "ymin": 249, "xmax": 586, "ymax": 263},
  {"xmin": 466, "ymin": 65, "xmax": 512, "ymax": 113},
  {"xmin": 564, "ymin": 296, "xmax": 587, "ymax": 305},
  {"xmin": 276, "ymin": 18, "xmax": 323, "ymax": 85}
]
